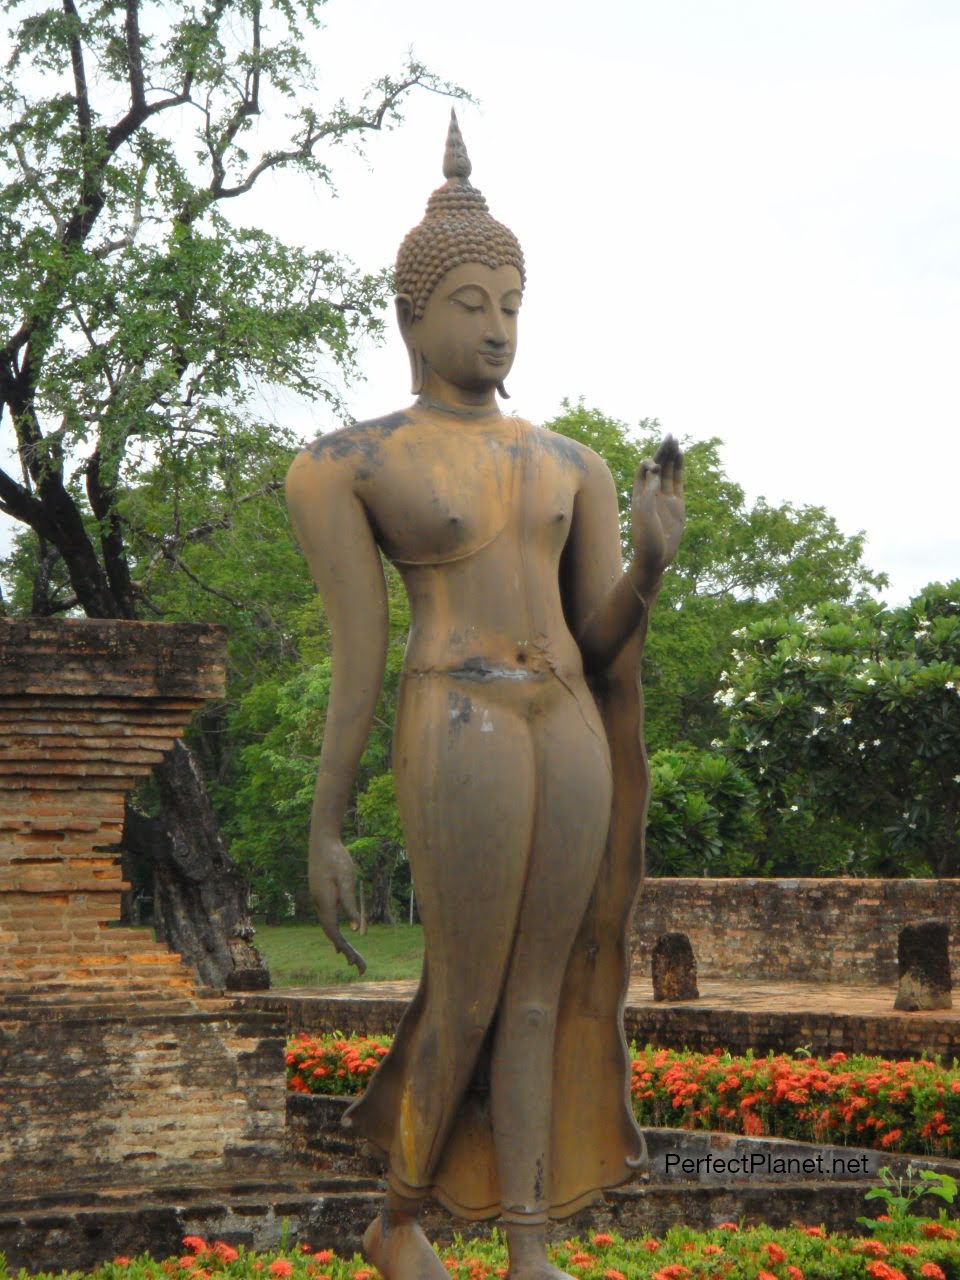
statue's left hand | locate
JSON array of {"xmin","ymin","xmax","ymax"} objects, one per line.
[{"xmin": 631, "ymin": 435, "xmax": 685, "ymax": 593}]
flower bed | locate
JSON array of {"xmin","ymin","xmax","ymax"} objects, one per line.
[
  {"xmin": 285, "ymin": 1035, "xmax": 960, "ymax": 1158},
  {"xmin": 9, "ymin": 1223, "xmax": 958, "ymax": 1280}
]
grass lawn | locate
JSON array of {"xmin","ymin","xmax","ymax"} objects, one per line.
[{"xmin": 254, "ymin": 922, "xmax": 424, "ymax": 987}]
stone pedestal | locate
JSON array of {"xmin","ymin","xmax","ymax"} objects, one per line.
[{"xmin": 0, "ymin": 619, "xmax": 225, "ymax": 998}]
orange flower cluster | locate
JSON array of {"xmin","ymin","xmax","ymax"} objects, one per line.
[
  {"xmin": 630, "ymin": 1046, "xmax": 959, "ymax": 1156},
  {"xmin": 285, "ymin": 1034, "xmax": 960, "ymax": 1158},
  {"xmin": 285, "ymin": 1032, "xmax": 389, "ymax": 1097}
]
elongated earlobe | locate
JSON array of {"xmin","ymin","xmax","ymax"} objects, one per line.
[
  {"xmin": 409, "ymin": 346, "xmax": 424, "ymax": 395},
  {"xmin": 395, "ymin": 294, "xmax": 423, "ymax": 395},
  {"xmin": 497, "ymin": 381, "xmax": 510, "ymax": 399}
]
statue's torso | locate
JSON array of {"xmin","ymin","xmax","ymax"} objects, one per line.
[{"xmin": 320, "ymin": 407, "xmax": 598, "ymax": 680}]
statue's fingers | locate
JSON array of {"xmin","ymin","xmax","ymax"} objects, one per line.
[
  {"xmin": 328, "ymin": 925, "xmax": 367, "ymax": 976},
  {"xmin": 338, "ymin": 937, "xmax": 367, "ymax": 976},
  {"xmin": 335, "ymin": 869, "xmax": 362, "ymax": 930},
  {"xmin": 634, "ymin": 459, "xmax": 661, "ymax": 501},
  {"xmin": 653, "ymin": 435, "xmax": 682, "ymax": 496},
  {"xmin": 313, "ymin": 887, "xmax": 344, "ymax": 947}
]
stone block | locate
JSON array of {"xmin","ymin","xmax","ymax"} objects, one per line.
[
  {"xmin": 652, "ymin": 932, "xmax": 699, "ymax": 1001},
  {"xmin": 894, "ymin": 920, "xmax": 953, "ymax": 1011}
]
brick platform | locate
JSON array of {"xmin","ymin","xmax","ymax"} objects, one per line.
[
  {"xmin": 0, "ymin": 620, "xmax": 287, "ymax": 1209},
  {"xmin": 249, "ymin": 975, "xmax": 960, "ymax": 1062}
]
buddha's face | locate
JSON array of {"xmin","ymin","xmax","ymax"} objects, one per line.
[{"xmin": 399, "ymin": 263, "xmax": 522, "ymax": 403}]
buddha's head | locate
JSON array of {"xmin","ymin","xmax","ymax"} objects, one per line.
[{"xmin": 395, "ymin": 111, "xmax": 525, "ymax": 404}]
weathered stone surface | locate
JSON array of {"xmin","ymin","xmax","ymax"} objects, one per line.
[
  {"xmin": 0, "ymin": 620, "xmax": 281, "ymax": 1214},
  {"xmin": 652, "ymin": 932, "xmax": 699, "ymax": 1001},
  {"xmin": 895, "ymin": 920, "xmax": 953, "ymax": 1011},
  {"xmin": 246, "ymin": 987, "xmax": 960, "ymax": 1065},
  {"xmin": 633, "ymin": 878, "xmax": 960, "ymax": 985},
  {"xmin": 0, "ymin": 1000, "xmax": 288, "ymax": 1198},
  {"xmin": 3, "ymin": 1136, "xmax": 958, "ymax": 1274},
  {"xmin": 0, "ymin": 619, "xmax": 226, "ymax": 1000}
]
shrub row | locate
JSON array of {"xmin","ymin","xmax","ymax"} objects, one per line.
[{"xmin": 285, "ymin": 1035, "xmax": 960, "ymax": 1158}]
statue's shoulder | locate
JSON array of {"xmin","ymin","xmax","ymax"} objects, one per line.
[
  {"xmin": 300, "ymin": 410, "xmax": 414, "ymax": 467},
  {"xmin": 530, "ymin": 423, "xmax": 603, "ymax": 477}
]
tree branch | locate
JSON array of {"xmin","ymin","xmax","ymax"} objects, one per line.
[
  {"xmin": 124, "ymin": 0, "xmax": 146, "ymax": 110},
  {"xmin": 214, "ymin": 71, "xmax": 428, "ymax": 201},
  {"xmin": 0, "ymin": 464, "xmax": 51, "ymax": 530},
  {"xmin": 62, "ymin": 0, "xmax": 93, "ymax": 151},
  {"xmin": 164, "ymin": 549, "xmax": 244, "ymax": 609}
]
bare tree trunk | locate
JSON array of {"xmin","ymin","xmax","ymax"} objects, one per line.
[
  {"xmin": 367, "ymin": 848, "xmax": 397, "ymax": 925},
  {"xmin": 123, "ymin": 740, "xmax": 270, "ymax": 989}
]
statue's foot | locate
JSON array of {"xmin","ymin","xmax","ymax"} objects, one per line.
[{"xmin": 362, "ymin": 1213, "xmax": 448, "ymax": 1280}]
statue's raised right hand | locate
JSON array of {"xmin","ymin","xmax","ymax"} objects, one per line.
[{"xmin": 309, "ymin": 835, "xmax": 367, "ymax": 975}]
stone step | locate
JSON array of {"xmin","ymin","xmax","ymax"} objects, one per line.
[
  {"xmin": 0, "ymin": 1166, "xmax": 936, "ymax": 1275},
  {"xmin": 0, "ymin": 1172, "xmax": 382, "ymax": 1274}
]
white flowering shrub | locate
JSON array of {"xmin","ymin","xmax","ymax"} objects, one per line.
[{"xmin": 720, "ymin": 582, "xmax": 960, "ymax": 876}]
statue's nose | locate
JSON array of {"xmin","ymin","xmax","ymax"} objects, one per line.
[{"xmin": 485, "ymin": 312, "xmax": 508, "ymax": 345}]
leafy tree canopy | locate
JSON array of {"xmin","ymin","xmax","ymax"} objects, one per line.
[
  {"xmin": 722, "ymin": 582, "xmax": 960, "ymax": 876},
  {"xmin": 0, "ymin": 0, "xmax": 462, "ymax": 619},
  {"xmin": 546, "ymin": 400, "xmax": 887, "ymax": 749}
]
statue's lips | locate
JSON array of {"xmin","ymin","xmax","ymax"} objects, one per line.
[{"xmin": 481, "ymin": 351, "xmax": 511, "ymax": 365}]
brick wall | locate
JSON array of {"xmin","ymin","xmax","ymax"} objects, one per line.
[
  {"xmin": 0, "ymin": 618, "xmax": 224, "ymax": 997},
  {"xmin": 632, "ymin": 877, "xmax": 960, "ymax": 984},
  {"xmin": 0, "ymin": 997, "xmax": 287, "ymax": 1196},
  {"xmin": 0, "ymin": 619, "xmax": 289, "ymax": 1199}
]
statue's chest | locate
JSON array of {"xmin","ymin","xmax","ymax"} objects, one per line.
[{"xmin": 364, "ymin": 431, "xmax": 578, "ymax": 566}]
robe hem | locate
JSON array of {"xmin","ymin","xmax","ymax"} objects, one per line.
[{"xmin": 371, "ymin": 1141, "xmax": 640, "ymax": 1222}]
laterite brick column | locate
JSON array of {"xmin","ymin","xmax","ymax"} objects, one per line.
[
  {"xmin": 0, "ymin": 620, "xmax": 288, "ymax": 1199},
  {"xmin": 0, "ymin": 619, "xmax": 224, "ymax": 997}
]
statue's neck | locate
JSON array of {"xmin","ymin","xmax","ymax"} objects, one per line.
[{"xmin": 414, "ymin": 393, "xmax": 502, "ymax": 421}]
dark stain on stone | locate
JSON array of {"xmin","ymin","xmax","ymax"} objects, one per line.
[
  {"xmin": 447, "ymin": 691, "xmax": 472, "ymax": 727},
  {"xmin": 306, "ymin": 411, "xmax": 411, "ymax": 463}
]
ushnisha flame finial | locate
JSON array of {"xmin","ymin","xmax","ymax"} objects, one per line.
[
  {"xmin": 442, "ymin": 109, "xmax": 472, "ymax": 181},
  {"xmin": 394, "ymin": 111, "xmax": 525, "ymax": 322}
]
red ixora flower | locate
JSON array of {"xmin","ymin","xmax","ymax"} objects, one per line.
[
  {"xmin": 592, "ymin": 1233, "xmax": 614, "ymax": 1246},
  {"xmin": 765, "ymin": 1242, "xmax": 787, "ymax": 1263},
  {"xmin": 268, "ymin": 1261, "xmax": 294, "ymax": 1277},
  {"xmin": 920, "ymin": 1265, "xmax": 947, "ymax": 1280},
  {"xmin": 182, "ymin": 1237, "xmax": 208, "ymax": 1256},
  {"xmin": 865, "ymin": 1262, "xmax": 908, "ymax": 1280}
]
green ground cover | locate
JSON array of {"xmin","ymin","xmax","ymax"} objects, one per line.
[
  {"xmin": 4, "ymin": 1220, "xmax": 958, "ymax": 1280},
  {"xmin": 254, "ymin": 924, "xmax": 424, "ymax": 986}
]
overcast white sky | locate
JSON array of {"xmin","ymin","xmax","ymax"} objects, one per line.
[
  {"xmin": 3, "ymin": 1, "xmax": 958, "ymax": 605},
  {"xmin": 295, "ymin": 0, "xmax": 960, "ymax": 605}
]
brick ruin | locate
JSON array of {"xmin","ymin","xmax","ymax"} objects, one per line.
[
  {"xmin": 0, "ymin": 620, "xmax": 286, "ymax": 1199},
  {"xmin": 633, "ymin": 876, "xmax": 960, "ymax": 986}
]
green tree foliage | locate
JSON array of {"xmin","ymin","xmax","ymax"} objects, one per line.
[
  {"xmin": 645, "ymin": 747, "xmax": 760, "ymax": 876},
  {"xmin": 223, "ymin": 564, "xmax": 410, "ymax": 919},
  {"xmin": 0, "ymin": 0, "xmax": 462, "ymax": 619},
  {"xmin": 721, "ymin": 582, "xmax": 960, "ymax": 875},
  {"xmin": 546, "ymin": 401, "xmax": 886, "ymax": 751}
]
